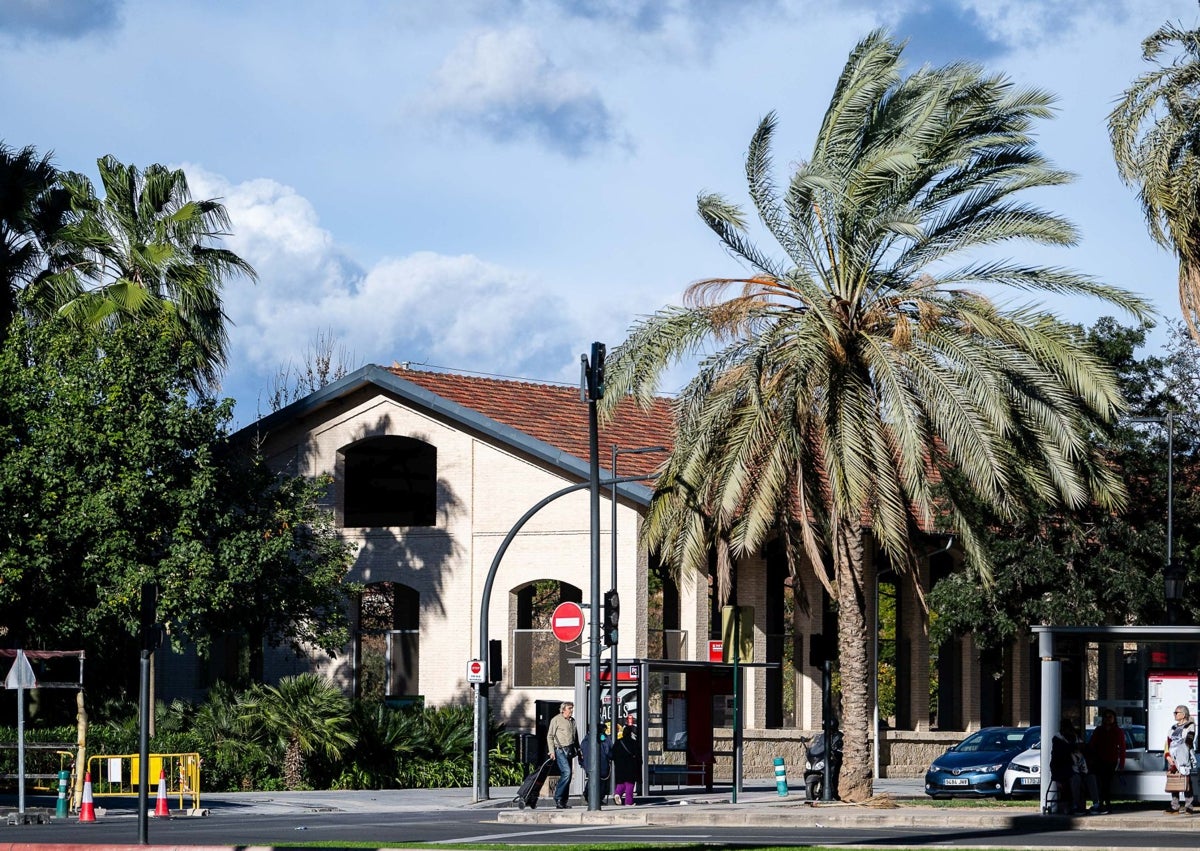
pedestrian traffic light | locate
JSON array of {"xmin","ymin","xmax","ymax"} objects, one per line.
[
  {"xmin": 602, "ymin": 590, "xmax": 619, "ymax": 646},
  {"xmin": 488, "ymin": 639, "xmax": 502, "ymax": 684}
]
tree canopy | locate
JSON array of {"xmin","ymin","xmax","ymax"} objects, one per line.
[
  {"xmin": 602, "ymin": 30, "xmax": 1151, "ymax": 801},
  {"xmin": 0, "ymin": 312, "xmax": 356, "ymax": 701}
]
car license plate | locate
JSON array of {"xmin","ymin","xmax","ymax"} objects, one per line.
[
  {"xmin": 1019, "ymin": 777, "xmax": 1039, "ymax": 785},
  {"xmin": 944, "ymin": 778, "xmax": 969, "ymax": 786}
]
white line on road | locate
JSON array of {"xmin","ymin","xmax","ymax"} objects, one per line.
[{"xmin": 437, "ymin": 826, "xmax": 713, "ymax": 843}]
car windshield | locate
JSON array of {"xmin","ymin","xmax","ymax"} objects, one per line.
[{"xmin": 956, "ymin": 728, "xmax": 1030, "ymax": 753}]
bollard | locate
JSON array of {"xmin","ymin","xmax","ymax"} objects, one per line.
[
  {"xmin": 774, "ymin": 756, "xmax": 788, "ymax": 796},
  {"xmin": 56, "ymin": 769, "xmax": 69, "ymax": 818}
]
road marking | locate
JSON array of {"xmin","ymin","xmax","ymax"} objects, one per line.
[{"xmin": 438, "ymin": 826, "xmax": 713, "ymax": 843}]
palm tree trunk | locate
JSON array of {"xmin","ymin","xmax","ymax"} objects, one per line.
[
  {"xmin": 833, "ymin": 519, "xmax": 873, "ymax": 802},
  {"xmin": 284, "ymin": 737, "xmax": 305, "ymax": 790}
]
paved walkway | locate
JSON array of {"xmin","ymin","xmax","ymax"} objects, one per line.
[{"xmin": 4, "ymin": 777, "xmax": 1199, "ymax": 837}]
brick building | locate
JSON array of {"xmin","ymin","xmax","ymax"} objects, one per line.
[{"xmin": 156, "ymin": 363, "xmax": 1029, "ymax": 776}]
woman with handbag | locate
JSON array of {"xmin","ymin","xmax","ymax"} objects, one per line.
[{"xmin": 1164, "ymin": 705, "xmax": 1195, "ymax": 814}]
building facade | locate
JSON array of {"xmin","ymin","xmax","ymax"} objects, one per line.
[{"xmin": 157, "ymin": 364, "xmax": 1031, "ymax": 776}]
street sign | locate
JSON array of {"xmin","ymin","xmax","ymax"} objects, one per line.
[
  {"xmin": 4, "ymin": 651, "xmax": 36, "ymax": 689},
  {"xmin": 551, "ymin": 601, "xmax": 585, "ymax": 643},
  {"xmin": 466, "ymin": 659, "xmax": 485, "ymax": 684},
  {"xmin": 708, "ymin": 640, "xmax": 723, "ymax": 662}
]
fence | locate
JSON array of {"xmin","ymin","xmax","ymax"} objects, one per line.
[
  {"xmin": 0, "ymin": 744, "xmax": 75, "ymax": 791},
  {"xmin": 86, "ymin": 752, "xmax": 201, "ymax": 812}
]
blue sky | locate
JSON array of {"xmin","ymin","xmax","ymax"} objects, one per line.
[{"xmin": 1, "ymin": 0, "xmax": 1192, "ymax": 425}]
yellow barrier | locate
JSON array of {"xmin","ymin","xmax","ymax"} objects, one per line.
[{"xmin": 86, "ymin": 753, "xmax": 201, "ymax": 813}]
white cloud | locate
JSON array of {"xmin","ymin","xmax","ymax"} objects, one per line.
[
  {"xmin": 426, "ymin": 26, "xmax": 619, "ymax": 156},
  {"xmin": 182, "ymin": 166, "xmax": 582, "ymax": 418}
]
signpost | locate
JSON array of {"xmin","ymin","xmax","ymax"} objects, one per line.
[
  {"xmin": 5, "ymin": 650, "xmax": 36, "ymax": 815},
  {"xmin": 551, "ymin": 601, "xmax": 585, "ymax": 643}
]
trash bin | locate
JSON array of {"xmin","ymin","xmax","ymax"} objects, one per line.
[{"xmin": 517, "ymin": 732, "xmax": 537, "ymax": 765}]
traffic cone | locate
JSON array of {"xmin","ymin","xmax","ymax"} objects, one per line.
[
  {"xmin": 153, "ymin": 768, "xmax": 170, "ymax": 817},
  {"xmin": 78, "ymin": 771, "xmax": 96, "ymax": 822}
]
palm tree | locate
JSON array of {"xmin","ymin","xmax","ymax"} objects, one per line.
[
  {"xmin": 1109, "ymin": 9, "xmax": 1200, "ymax": 340},
  {"xmin": 0, "ymin": 142, "xmax": 73, "ymax": 346},
  {"xmin": 602, "ymin": 30, "xmax": 1151, "ymax": 802},
  {"xmin": 31, "ymin": 155, "xmax": 256, "ymax": 388},
  {"xmin": 239, "ymin": 674, "xmax": 356, "ymax": 790}
]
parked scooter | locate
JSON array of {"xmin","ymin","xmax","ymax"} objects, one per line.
[{"xmin": 803, "ymin": 729, "xmax": 843, "ymax": 801}]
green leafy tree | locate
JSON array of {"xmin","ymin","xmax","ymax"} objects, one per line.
[
  {"xmin": 238, "ymin": 673, "xmax": 356, "ymax": 790},
  {"xmin": 1109, "ymin": 5, "xmax": 1200, "ymax": 340},
  {"xmin": 0, "ymin": 314, "xmax": 356, "ymax": 700},
  {"xmin": 29, "ymin": 155, "xmax": 255, "ymax": 389},
  {"xmin": 930, "ymin": 318, "xmax": 1199, "ymax": 655},
  {"xmin": 601, "ymin": 30, "xmax": 1150, "ymax": 801}
]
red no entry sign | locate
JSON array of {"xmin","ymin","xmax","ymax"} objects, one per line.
[{"xmin": 551, "ymin": 601, "xmax": 585, "ymax": 643}]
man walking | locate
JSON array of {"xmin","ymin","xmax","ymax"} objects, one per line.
[{"xmin": 547, "ymin": 701, "xmax": 581, "ymax": 809}]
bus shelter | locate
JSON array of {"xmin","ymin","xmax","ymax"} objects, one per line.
[
  {"xmin": 571, "ymin": 657, "xmax": 777, "ymax": 797},
  {"xmin": 1034, "ymin": 624, "xmax": 1200, "ymax": 811}
]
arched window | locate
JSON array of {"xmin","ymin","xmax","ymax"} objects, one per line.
[
  {"xmin": 342, "ymin": 436, "xmax": 436, "ymax": 527},
  {"xmin": 510, "ymin": 580, "xmax": 582, "ymax": 687},
  {"xmin": 358, "ymin": 581, "xmax": 420, "ymax": 700}
]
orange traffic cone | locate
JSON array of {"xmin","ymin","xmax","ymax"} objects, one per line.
[
  {"xmin": 153, "ymin": 768, "xmax": 170, "ymax": 817},
  {"xmin": 78, "ymin": 771, "xmax": 96, "ymax": 822}
]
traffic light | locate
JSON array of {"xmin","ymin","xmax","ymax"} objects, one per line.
[
  {"xmin": 488, "ymin": 639, "xmax": 502, "ymax": 684},
  {"xmin": 602, "ymin": 589, "xmax": 619, "ymax": 646}
]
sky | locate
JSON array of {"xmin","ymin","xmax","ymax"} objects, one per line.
[{"xmin": 1, "ymin": 0, "xmax": 1195, "ymax": 427}]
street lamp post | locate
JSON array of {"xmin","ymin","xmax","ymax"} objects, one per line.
[
  {"xmin": 609, "ymin": 446, "xmax": 667, "ymax": 713},
  {"xmin": 1129, "ymin": 414, "xmax": 1181, "ymax": 623}
]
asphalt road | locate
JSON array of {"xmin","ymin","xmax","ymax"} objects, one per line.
[{"xmin": 1, "ymin": 780, "xmax": 1198, "ymax": 849}]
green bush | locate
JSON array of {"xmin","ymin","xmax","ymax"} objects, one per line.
[{"xmin": 2, "ymin": 683, "xmax": 526, "ymax": 792}]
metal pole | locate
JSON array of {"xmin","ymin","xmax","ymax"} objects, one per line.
[
  {"xmin": 470, "ymin": 472, "xmax": 654, "ymax": 802},
  {"xmin": 587, "ymin": 370, "xmax": 602, "ymax": 811},
  {"xmin": 1167, "ymin": 412, "xmax": 1174, "ymax": 566},
  {"xmin": 822, "ymin": 659, "xmax": 833, "ymax": 801},
  {"xmin": 138, "ymin": 649, "xmax": 150, "ymax": 844},
  {"xmin": 610, "ymin": 445, "xmax": 666, "ymax": 724},
  {"xmin": 16, "ymin": 658, "xmax": 24, "ymax": 816},
  {"xmin": 610, "ymin": 444, "xmax": 619, "ymax": 746},
  {"xmin": 731, "ymin": 608, "xmax": 740, "ymax": 804}
]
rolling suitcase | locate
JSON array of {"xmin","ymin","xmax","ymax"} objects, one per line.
[{"xmin": 514, "ymin": 756, "xmax": 556, "ymax": 809}]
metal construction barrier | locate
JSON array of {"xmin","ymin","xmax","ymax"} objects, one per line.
[{"xmin": 86, "ymin": 753, "xmax": 202, "ymax": 814}]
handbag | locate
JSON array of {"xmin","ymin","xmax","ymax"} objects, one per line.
[{"xmin": 1166, "ymin": 770, "xmax": 1188, "ymax": 792}]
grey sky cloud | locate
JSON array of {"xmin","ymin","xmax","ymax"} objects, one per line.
[
  {"xmin": 0, "ymin": 0, "xmax": 122, "ymax": 40},
  {"xmin": 428, "ymin": 27, "xmax": 619, "ymax": 157}
]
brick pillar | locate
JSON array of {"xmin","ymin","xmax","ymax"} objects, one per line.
[
  {"xmin": 797, "ymin": 568, "xmax": 827, "ymax": 730},
  {"xmin": 901, "ymin": 557, "xmax": 932, "ymax": 731},
  {"xmin": 738, "ymin": 554, "xmax": 767, "ymax": 729},
  {"xmin": 962, "ymin": 633, "xmax": 982, "ymax": 730}
]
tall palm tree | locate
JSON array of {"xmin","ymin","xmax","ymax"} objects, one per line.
[
  {"xmin": 1109, "ymin": 9, "xmax": 1200, "ymax": 340},
  {"xmin": 239, "ymin": 673, "xmax": 356, "ymax": 790},
  {"xmin": 602, "ymin": 30, "xmax": 1151, "ymax": 802},
  {"xmin": 31, "ymin": 155, "xmax": 256, "ymax": 388},
  {"xmin": 0, "ymin": 142, "xmax": 73, "ymax": 346}
]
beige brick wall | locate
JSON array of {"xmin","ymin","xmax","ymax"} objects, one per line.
[{"xmin": 255, "ymin": 388, "xmax": 646, "ymax": 725}]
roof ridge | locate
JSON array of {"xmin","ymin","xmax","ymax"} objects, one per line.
[{"xmin": 387, "ymin": 363, "xmax": 577, "ymax": 391}]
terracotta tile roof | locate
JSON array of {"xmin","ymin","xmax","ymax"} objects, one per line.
[{"xmin": 386, "ymin": 366, "xmax": 675, "ymax": 478}]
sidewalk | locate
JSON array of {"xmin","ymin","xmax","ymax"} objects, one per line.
[
  {"xmin": 5, "ymin": 778, "xmax": 1199, "ymax": 834},
  {"xmin": 491, "ymin": 778, "xmax": 1200, "ymax": 833}
]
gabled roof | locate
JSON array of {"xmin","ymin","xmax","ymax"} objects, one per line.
[{"xmin": 238, "ymin": 364, "xmax": 675, "ymax": 505}]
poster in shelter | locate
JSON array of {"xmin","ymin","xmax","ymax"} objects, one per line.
[{"xmin": 1147, "ymin": 669, "xmax": 1199, "ymax": 750}]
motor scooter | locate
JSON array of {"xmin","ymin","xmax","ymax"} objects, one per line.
[{"xmin": 803, "ymin": 729, "xmax": 843, "ymax": 801}]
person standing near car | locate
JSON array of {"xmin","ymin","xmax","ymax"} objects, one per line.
[
  {"xmin": 547, "ymin": 702, "xmax": 582, "ymax": 809},
  {"xmin": 1164, "ymin": 704, "xmax": 1195, "ymax": 814},
  {"xmin": 1088, "ymin": 709, "xmax": 1125, "ymax": 814}
]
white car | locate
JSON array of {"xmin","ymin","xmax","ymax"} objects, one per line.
[
  {"xmin": 1003, "ymin": 725, "xmax": 1151, "ymax": 800},
  {"xmin": 1002, "ymin": 742, "xmax": 1042, "ymax": 797}
]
